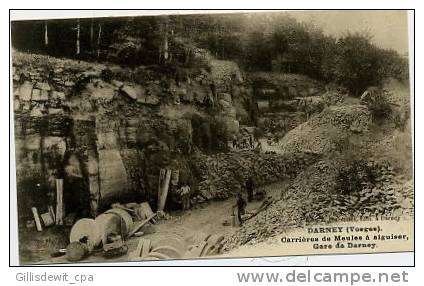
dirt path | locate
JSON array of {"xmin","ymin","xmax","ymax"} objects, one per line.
[
  {"xmin": 34, "ymin": 181, "xmax": 288, "ymax": 265},
  {"xmin": 146, "ymin": 181, "xmax": 286, "ymax": 243}
]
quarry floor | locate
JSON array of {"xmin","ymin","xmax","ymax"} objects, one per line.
[{"xmin": 22, "ymin": 181, "xmax": 288, "ymax": 265}]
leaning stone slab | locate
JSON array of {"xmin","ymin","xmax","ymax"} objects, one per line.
[
  {"xmin": 31, "ymin": 89, "xmax": 41, "ymax": 101},
  {"xmin": 35, "ymin": 82, "xmax": 51, "ymax": 91},
  {"xmin": 18, "ymin": 81, "xmax": 33, "ymax": 101},
  {"xmin": 121, "ymin": 85, "xmax": 138, "ymax": 100}
]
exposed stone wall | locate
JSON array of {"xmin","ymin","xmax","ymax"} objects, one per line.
[
  {"xmin": 12, "ymin": 52, "xmax": 251, "ymax": 218},
  {"xmin": 247, "ymin": 72, "xmax": 338, "ymax": 139},
  {"xmin": 12, "ymin": 51, "xmax": 332, "ymax": 219}
]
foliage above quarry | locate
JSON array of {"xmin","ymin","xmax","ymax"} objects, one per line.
[{"xmin": 12, "ymin": 12, "xmax": 408, "ymax": 96}]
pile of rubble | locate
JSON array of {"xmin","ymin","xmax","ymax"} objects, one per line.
[
  {"xmin": 222, "ymin": 159, "xmax": 413, "ymax": 251},
  {"xmin": 192, "ymin": 150, "xmax": 321, "ymax": 200},
  {"xmin": 280, "ymin": 105, "xmax": 372, "ymax": 155},
  {"xmin": 384, "ymin": 179, "xmax": 414, "ymax": 217}
]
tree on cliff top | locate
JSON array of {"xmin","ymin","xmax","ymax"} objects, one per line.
[{"xmin": 322, "ymin": 32, "xmax": 409, "ymax": 96}]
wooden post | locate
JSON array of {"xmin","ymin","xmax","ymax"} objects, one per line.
[
  {"xmin": 97, "ymin": 23, "xmax": 102, "ymax": 58},
  {"xmin": 157, "ymin": 169, "xmax": 165, "ymax": 209},
  {"xmin": 76, "ymin": 19, "xmax": 80, "ymax": 55},
  {"xmin": 157, "ymin": 169, "xmax": 171, "ymax": 212},
  {"xmin": 89, "ymin": 176, "xmax": 100, "ymax": 218},
  {"xmin": 48, "ymin": 205, "xmax": 56, "ymax": 223},
  {"xmin": 56, "ymin": 179, "xmax": 64, "ymax": 225},
  {"xmin": 163, "ymin": 23, "xmax": 169, "ymax": 62},
  {"xmin": 31, "ymin": 207, "xmax": 43, "ymax": 231},
  {"xmin": 44, "ymin": 20, "xmax": 48, "ymax": 47},
  {"xmin": 90, "ymin": 18, "xmax": 94, "ymax": 51}
]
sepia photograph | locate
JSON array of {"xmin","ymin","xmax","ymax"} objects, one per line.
[{"xmin": 10, "ymin": 10, "xmax": 413, "ymax": 265}]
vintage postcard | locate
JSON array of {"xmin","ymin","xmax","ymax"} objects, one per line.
[{"xmin": 10, "ymin": 10, "xmax": 413, "ymax": 265}]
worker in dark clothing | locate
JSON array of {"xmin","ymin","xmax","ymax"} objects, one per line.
[
  {"xmin": 246, "ymin": 176, "xmax": 254, "ymax": 202},
  {"xmin": 232, "ymin": 134, "xmax": 238, "ymax": 149},
  {"xmin": 233, "ymin": 193, "xmax": 247, "ymax": 226},
  {"xmin": 255, "ymin": 140, "xmax": 263, "ymax": 153},
  {"xmin": 210, "ymin": 82, "xmax": 217, "ymax": 103},
  {"xmin": 249, "ymin": 135, "xmax": 254, "ymax": 149}
]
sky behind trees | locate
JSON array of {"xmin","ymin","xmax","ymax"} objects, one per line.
[
  {"xmin": 11, "ymin": 10, "xmax": 410, "ymax": 55},
  {"xmin": 290, "ymin": 10, "xmax": 409, "ymax": 55}
]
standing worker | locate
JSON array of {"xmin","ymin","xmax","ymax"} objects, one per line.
[
  {"xmin": 249, "ymin": 135, "xmax": 254, "ymax": 149},
  {"xmin": 246, "ymin": 176, "xmax": 254, "ymax": 202},
  {"xmin": 180, "ymin": 184, "xmax": 191, "ymax": 211},
  {"xmin": 232, "ymin": 134, "xmax": 238, "ymax": 149},
  {"xmin": 233, "ymin": 193, "xmax": 247, "ymax": 226},
  {"xmin": 255, "ymin": 140, "xmax": 263, "ymax": 153}
]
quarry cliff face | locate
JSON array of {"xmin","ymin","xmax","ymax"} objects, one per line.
[
  {"xmin": 12, "ymin": 54, "xmax": 184, "ymax": 217},
  {"xmin": 12, "ymin": 52, "xmax": 326, "ymax": 220}
]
